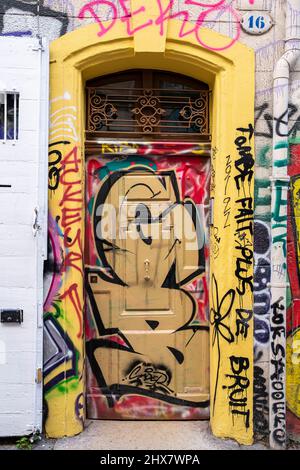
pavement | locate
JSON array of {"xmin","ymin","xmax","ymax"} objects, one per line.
[{"xmin": 0, "ymin": 420, "xmax": 273, "ymax": 451}]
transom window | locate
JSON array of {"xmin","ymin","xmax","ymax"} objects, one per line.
[{"xmin": 85, "ymin": 70, "xmax": 210, "ymax": 142}]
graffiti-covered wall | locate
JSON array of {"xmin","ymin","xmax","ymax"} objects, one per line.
[
  {"xmin": 44, "ymin": 97, "xmax": 84, "ymax": 435},
  {"xmin": 1, "ymin": 0, "xmax": 300, "ymax": 447}
]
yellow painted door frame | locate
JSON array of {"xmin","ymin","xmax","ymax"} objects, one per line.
[{"xmin": 46, "ymin": 9, "xmax": 255, "ymax": 445}]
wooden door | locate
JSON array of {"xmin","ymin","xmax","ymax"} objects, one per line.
[{"xmin": 85, "ymin": 152, "xmax": 210, "ymax": 419}]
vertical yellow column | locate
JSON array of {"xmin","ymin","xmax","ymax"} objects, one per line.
[
  {"xmin": 210, "ymin": 66, "xmax": 255, "ymax": 445},
  {"xmin": 44, "ymin": 62, "xmax": 85, "ymax": 437}
]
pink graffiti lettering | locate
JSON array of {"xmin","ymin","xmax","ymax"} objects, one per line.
[
  {"xmin": 78, "ymin": 0, "xmax": 241, "ymax": 52},
  {"xmin": 78, "ymin": 0, "xmax": 118, "ymax": 37},
  {"xmin": 119, "ymin": 0, "xmax": 153, "ymax": 35},
  {"xmin": 185, "ymin": 0, "xmax": 226, "ymax": 6},
  {"xmin": 194, "ymin": 5, "xmax": 240, "ymax": 52},
  {"xmin": 155, "ymin": 0, "xmax": 192, "ymax": 38}
]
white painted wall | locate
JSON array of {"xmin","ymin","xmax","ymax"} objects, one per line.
[{"xmin": 0, "ymin": 36, "xmax": 48, "ymax": 436}]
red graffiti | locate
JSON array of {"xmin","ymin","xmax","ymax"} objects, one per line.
[
  {"xmin": 61, "ymin": 207, "xmax": 82, "ymax": 229},
  {"xmin": 64, "ymin": 227, "xmax": 82, "ymax": 250},
  {"xmin": 59, "ymin": 185, "xmax": 82, "ymax": 206},
  {"xmin": 59, "ymin": 145, "xmax": 83, "ymax": 277},
  {"xmin": 60, "ymin": 145, "xmax": 81, "ymax": 182},
  {"xmin": 78, "ymin": 0, "xmax": 240, "ymax": 52},
  {"xmin": 287, "ymin": 144, "xmax": 300, "ymax": 440},
  {"xmin": 63, "ymin": 251, "xmax": 83, "ymax": 275},
  {"xmin": 287, "ymin": 144, "xmax": 300, "ymax": 333},
  {"xmin": 60, "ymin": 283, "xmax": 83, "ymax": 338}
]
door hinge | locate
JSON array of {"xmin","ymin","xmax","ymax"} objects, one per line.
[
  {"xmin": 31, "ymin": 36, "xmax": 45, "ymax": 52},
  {"xmin": 35, "ymin": 368, "xmax": 42, "ymax": 384},
  {"xmin": 32, "ymin": 207, "xmax": 42, "ymax": 237}
]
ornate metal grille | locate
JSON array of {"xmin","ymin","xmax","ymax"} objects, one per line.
[{"xmin": 86, "ymin": 72, "xmax": 210, "ymax": 141}]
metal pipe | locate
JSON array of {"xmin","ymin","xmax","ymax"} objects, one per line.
[{"xmin": 270, "ymin": 0, "xmax": 300, "ymax": 450}]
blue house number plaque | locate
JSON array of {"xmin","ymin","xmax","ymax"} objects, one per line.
[{"xmin": 241, "ymin": 11, "xmax": 273, "ymax": 35}]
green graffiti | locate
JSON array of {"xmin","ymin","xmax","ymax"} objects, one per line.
[
  {"xmin": 274, "ymin": 159, "xmax": 289, "ymax": 167},
  {"xmin": 96, "ymin": 157, "xmax": 157, "ymax": 180},
  {"xmin": 257, "ymin": 145, "xmax": 271, "ymax": 168},
  {"xmin": 272, "ymin": 185, "xmax": 288, "ymax": 223},
  {"xmin": 44, "ymin": 300, "xmax": 65, "ymax": 320},
  {"xmin": 44, "ymin": 350, "xmax": 80, "ymax": 396},
  {"xmin": 274, "ymin": 141, "xmax": 289, "ymax": 150},
  {"xmin": 254, "ymin": 177, "xmax": 271, "ymax": 221},
  {"xmin": 287, "ymin": 275, "xmax": 292, "ymax": 309},
  {"xmin": 287, "ymin": 136, "xmax": 300, "ymax": 145},
  {"xmin": 88, "ymin": 196, "xmax": 94, "ymax": 215},
  {"xmin": 46, "ymin": 376, "xmax": 80, "ymax": 396}
]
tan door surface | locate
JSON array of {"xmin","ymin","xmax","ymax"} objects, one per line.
[{"xmin": 85, "ymin": 153, "xmax": 210, "ymax": 419}]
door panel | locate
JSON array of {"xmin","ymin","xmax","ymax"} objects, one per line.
[
  {"xmin": 0, "ymin": 37, "xmax": 48, "ymax": 436},
  {"xmin": 85, "ymin": 153, "xmax": 210, "ymax": 419}
]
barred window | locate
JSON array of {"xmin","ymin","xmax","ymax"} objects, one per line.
[
  {"xmin": 86, "ymin": 70, "xmax": 210, "ymax": 142},
  {"xmin": 0, "ymin": 92, "xmax": 19, "ymax": 141}
]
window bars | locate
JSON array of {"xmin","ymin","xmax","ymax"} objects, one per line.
[
  {"xmin": 86, "ymin": 86, "xmax": 210, "ymax": 141},
  {"xmin": 0, "ymin": 92, "xmax": 19, "ymax": 141}
]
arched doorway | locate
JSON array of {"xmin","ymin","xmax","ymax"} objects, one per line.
[
  {"xmin": 46, "ymin": 19, "xmax": 255, "ymax": 444},
  {"xmin": 84, "ymin": 70, "xmax": 211, "ymax": 419}
]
